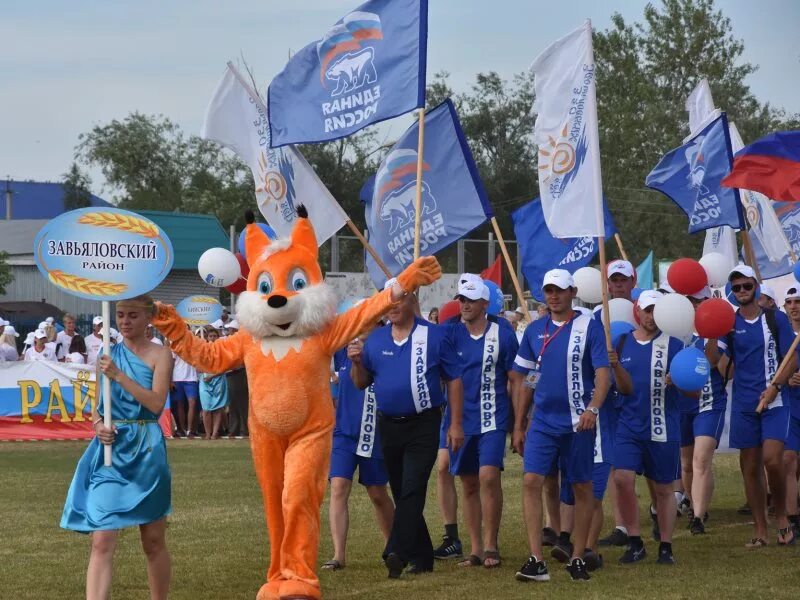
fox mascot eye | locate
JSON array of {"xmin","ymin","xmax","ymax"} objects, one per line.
[
  {"xmin": 290, "ymin": 269, "xmax": 308, "ymax": 291},
  {"xmin": 257, "ymin": 273, "xmax": 273, "ymax": 295}
]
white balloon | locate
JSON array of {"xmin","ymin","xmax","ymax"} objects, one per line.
[
  {"xmin": 600, "ymin": 298, "xmax": 636, "ymax": 327},
  {"xmin": 699, "ymin": 252, "xmax": 734, "ymax": 288},
  {"xmin": 653, "ymin": 293, "xmax": 695, "ymax": 341},
  {"xmin": 574, "ymin": 267, "xmax": 603, "ymax": 304},
  {"xmin": 198, "ymin": 248, "xmax": 241, "ymax": 288}
]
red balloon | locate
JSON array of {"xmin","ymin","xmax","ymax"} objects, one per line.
[
  {"xmin": 225, "ymin": 253, "xmax": 250, "ymax": 295},
  {"xmin": 439, "ymin": 300, "xmax": 461, "ymax": 323},
  {"xmin": 667, "ymin": 258, "xmax": 708, "ymax": 295},
  {"xmin": 695, "ymin": 298, "xmax": 736, "ymax": 338}
]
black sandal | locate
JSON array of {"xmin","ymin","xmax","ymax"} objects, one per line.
[
  {"xmin": 322, "ymin": 559, "xmax": 344, "ymax": 570},
  {"xmin": 745, "ymin": 537, "xmax": 768, "ymax": 548},
  {"xmin": 457, "ymin": 554, "xmax": 483, "ymax": 567},
  {"xmin": 483, "ymin": 550, "xmax": 501, "ymax": 569}
]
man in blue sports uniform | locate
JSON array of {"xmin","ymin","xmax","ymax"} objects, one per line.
[
  {"xmin": 350, "ymin": 283, "xmax": 464, "ymax": 578},
  {"xmin": 512, "ymin": 269, "xmax": 611, "ymax": 582},
  {"xmin": 323, "ymin": 331, "xmax": 395, "ymax": 571},
  {"xmin": 706, "ymin": 265, "xmax": 797, "ymax": 547},
  {"xmin": 612, "ymin": 290, "xmax": 687, "ymax": 565},
  {"xmin": 783, "ymin": 285, "xmax": 800, "ymax": 537},
  {"xmin": 447, "ymin": 274, "xmax": 520, "ymax": 569}
]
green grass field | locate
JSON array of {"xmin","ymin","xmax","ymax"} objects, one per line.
[{"xmin": 2, "ymin": 440, "xmax": 799, "ymax": 599}]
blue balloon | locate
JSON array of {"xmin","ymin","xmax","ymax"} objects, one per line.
[
  {"xmin": 610, "ymin": 321, "xmax": 635, "ymax": 346},
  {"xmin": 238, "ymin": 223, "xmax": 277, "ymax": 260},
  {"xmin": 631, "ymin": 287, "xmax": 643, "ymax": 302},
  {"xmin": 483, "ymin": 281, "xmax": 505, "ymax": 316},
  {"xmin": 670, "ymin": 347, "xmax": 710, "ymax": 393}
]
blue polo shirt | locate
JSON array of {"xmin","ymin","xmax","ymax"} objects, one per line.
[
  {"xmin": 449, "ymin": 319, "xmax": 519, "ymax": 435},
  {"xmin": 512, "ymin": 312, "xmax": 609, "ymax": 435},
  {"xmin": 719, "ymin": 310, "xmax": 794, "ymax": 413},
  {"xmin": 361, "ymin": 317, "xmax": 462, "ymax": 417},
  {"xmin": 616, "ymin": 333, "xmax": 683, "ymax": 442},
  {"xmin": 333, "ymin": 348, "xmax": 382, "ymax": 458}
]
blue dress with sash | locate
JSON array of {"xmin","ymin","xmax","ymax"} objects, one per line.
[
  {"xmin": 61, "ymin": 342, "xmax": 172, "ymax": 532},
  {"xmin": 199, "ymin": 372, "xmax": 228, "ymax": 411}
]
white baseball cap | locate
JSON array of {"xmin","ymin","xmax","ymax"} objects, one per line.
[
  {"xmin": 689, "ymin": 286, "xmax": 712, "ymax": 300},
  {"xmin": 542, "ymin": 269, "xmax": 575, "ymax": 291},
  {"xmin": 760, "ymin": 285, "xmax": 776, "ymax": 301},
  {"xmin": 608, "ymin": 259, "xmax": 635, "ymax": 279},
  {"xmin": 383, "ymin": 277, "xmax": 398, "ymax": 291},
  {"xmin": 658, "ymin": 281, "xmax": 675, "ymax": 294},
  {"xmin": 729, "ymin": 264, "xmax": 757, "ymax": 281},
  {"xmin": 227, "ymin": 319, "xmax": 239, "ymax": 330},
  {"xmin": 3, "ymin": 325, "xmax": 19, "ymax": 337},
  {"xmin": 0, "ymin": 318, "xmax": 9, "ymax": 327},
  {"xmin": 37, "ymin": 321, "xmax": 48, "ymax": 330},
  {"xmin": 45, "ymin": 317, "xmax": 55, "ymax": 324},
  {"xmin": 92, "ymin": 316, "xmax": 103, "ymax": 326},
  {"xmin": 638, "ymin": 290, "xmax": 664, "ymax": 310},
  {"xmin": 34, "ymin": 329, "xmax": 47, "ymax": 340},
  {"xmin": 210, "ymin": 319, "xmax": 224, "ymax": 329},
  {"xmin": 24, "ymin": 332, "xmax": 35, "ymax": 345},
  {"xmin": 785, "ymin": 286, "xmax": 800, "ymax": 302},
  {"xmin": 455, "ymin": 273, "xmax": 490, "ymax": 301}
]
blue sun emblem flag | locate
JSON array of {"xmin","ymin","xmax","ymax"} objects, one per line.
[{"xmin": 268, "ymin": 0, "xmax": 427, "ymax": 147}]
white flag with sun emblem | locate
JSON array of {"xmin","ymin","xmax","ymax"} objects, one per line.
[
  {"xmin": 531, "ymin": 21, "xmax": 604, "ymax": 238},
  {"xmin": 201, "ymin": 63, "xmax": 348, "ymax": 244}
]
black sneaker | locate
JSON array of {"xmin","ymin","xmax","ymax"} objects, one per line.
[
  {"xmin": 542, "ymin": 526, "xmax": 558, "ymax": 547},
  {"xmin": 550, "ymin": 540, "xmax": 573, "ymax": 563},
  {"xmin": 598, "ymin": 527, "xmax": 629, "ymax": 547},
  {"xmin": 515, "ymin": 556, "xmax": 550, "ymax": 582},
  {"xmin": 689, "ymin": 517, "xmax": 705, "ymax": 535},
  {"xmin": 582, "ymin": 549, "xmax": 603, "ymax": 572},
  {"xmin": 566, "ymin": 557, "xmax": 590, "ymax": 581},
  {"xmin": 657, "ymin": 546, "xmax": 676, "ymax": 565},
  {"xmin": 433, "ymin": 536, "xmax": 463, "ymax": 560},
  {"xmin": 405, "ymin": 562, "xmax": 433, "ymax": 575},
  {"xmin": 619, "ymin": 544, "xmax": 647, "ymax": 564},
  {"xmin": 650, "ymin": 507, "xmax": 660, "ymax": 541},
  {"xmin": 385, "ymin": 553, "xmax": 405, "ymax": 579}
]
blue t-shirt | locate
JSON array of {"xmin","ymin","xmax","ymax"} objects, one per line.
[
  {"xmin": 449, "ymin": 319, "xmax": 519, "ymax": 435},
  {"xmin": 789, "ymin": 330, "xmax": 800, "ymax": 419},
  {"xmin": 512, "ymin": 313, "xmax": 609, "ymax": 435},
  {"xmin": 719, "ymin": 310, "xmax": 794, "ymax": 413},
  {"xmin": 617, "ymin": 333, "xmax": 683, "ymax": 442},
  {"xmin": 333, "ymin": 348, "xmax": 382, "ymax": 458},
  {"xmin": 594, "ymin": 393, "xmax": 616, "ymax": 464},
  {"xmin": 361, "ymin": 317, "xmax": 462, "ymax": 417}
]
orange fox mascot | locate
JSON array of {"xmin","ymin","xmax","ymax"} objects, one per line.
[{"xmin": 153, "ymin": 206, "xmax": 441, "ymax": 600}]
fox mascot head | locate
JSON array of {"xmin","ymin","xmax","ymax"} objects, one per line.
[{"xmin": 236, "ymin": 206, "xmax": 338, "ymax": 339}]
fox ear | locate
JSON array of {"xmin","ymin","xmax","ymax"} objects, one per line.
[
  {"xmin": 244, "ymin": 210, "xmax": 271, "ymax": 266},
  {"xmin": 290, "ymin": 205, "xmax": 318, "ymax": 260}
]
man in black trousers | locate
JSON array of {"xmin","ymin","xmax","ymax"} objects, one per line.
[{"xmin": 350, "ymin": 284, "xmax": 464, "ymax": 578}]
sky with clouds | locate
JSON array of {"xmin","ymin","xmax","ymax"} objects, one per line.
[{"xmin": 2, "ymin": 0, "xmax": 798, "ymax": 196}]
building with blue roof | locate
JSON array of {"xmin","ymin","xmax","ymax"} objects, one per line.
[{"xmin": 0, "ymin": 179, "xmax": 111, "ymax": 219}]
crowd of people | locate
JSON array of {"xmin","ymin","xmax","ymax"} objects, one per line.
[{"xmin": 321, "ymin": 260, "xmax": 800, "ymax": 583}]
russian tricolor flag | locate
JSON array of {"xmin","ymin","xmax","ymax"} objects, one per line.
[{"xmin": 722, "ymin": 131, "xmax": 800, "ymax": 201}]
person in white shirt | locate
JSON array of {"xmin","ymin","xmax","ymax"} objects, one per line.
[
  {"xmin": 85, "ymin": 316, "xmax": 117, "ymax": 365},
  {"xmin": 0, "ymin": 326, "xmax": 20, "ymax": 361},
  {"xmin": 146, "ymin": 324, "xmax": 164, "ymax": 346},
  {"xmin": 65, "ymin": 334, "xmax": 88, "ymax": 365},
  {"xmin": 171, "ymin": 330, "xmax": 199, "ymax": 438},
  {"xmin": 56, "ymin": 313, "xmax": 77, "ymax": 361},
  {"xmin": 0, "ymin": 317, "xmax": 8, "ymax": 337},
  {"xmin": 24, "ymin": 330, "xmax": 57, "ymax": 362}
]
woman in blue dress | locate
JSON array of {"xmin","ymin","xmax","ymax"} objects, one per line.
[
  {"xmin": 61, "ymin": 295, "xmax": 174, "ymax": 600},
  {"xmin": 199, "ymin": 326, "xmax": 229, "ymax": 439}
]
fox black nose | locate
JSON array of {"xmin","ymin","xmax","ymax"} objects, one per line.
[{"xmin": 268, "ymin": 295, "xmax": 288, "ymax": 309}]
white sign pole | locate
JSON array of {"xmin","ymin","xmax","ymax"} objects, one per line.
[{"xmin": 102, "ymin": 300, "xmax": 112, "ymax": 467}]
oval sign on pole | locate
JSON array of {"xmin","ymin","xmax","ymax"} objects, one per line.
[
  {"xmin": 176, "ymin": 295, "xmax": 224, "ymax": 326},
  {"xmin": 33, "ymin": 208, "xmax": 174, "ymax": 301}
]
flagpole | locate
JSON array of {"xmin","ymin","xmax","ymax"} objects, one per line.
[
  {"xmin": 345, "ymin": 219, "xmax": 392, "ymax": 278},
  {"xmin": 489, "ymin": 217, "xmax": 531, "ymax": 322},
  {"xmin": 101, "ymin": 301, "xmax": 112, "ymax": 467},
  {"xmin": 413, "ymin": 108, "xmax": 427, "ymax": 260},
  {"xmin": 614, "ymin": 233, "xmax": 629, "ymax": 262},
  {"xmin": 739, "ymin": 229, "xmax": 763, "ymax": 282}
]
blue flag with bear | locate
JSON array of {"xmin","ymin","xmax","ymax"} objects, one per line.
[
  {"xmin": 362, "ymin": 99, "xmax": 491, "ymax": 288},
  {"xmin": 268, "ymin": 0, "xmax": 427, "ymax": 147}
]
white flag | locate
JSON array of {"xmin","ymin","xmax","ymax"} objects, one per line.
[
  {"xmin": 201, "ymin": 64, "xmax": 348, "ymax": 244},
  {"xmin": 685, "ymin": 79, "xmax": 721, "ymax": 137},
  {"xmin": 703, "ymin": 226, "xmax": 739, "ymax": 267},
  {"xmin": 532, "ymin": 21, "xmax": 604, "ymax": 238},
  {"xmin": 728, "ymin": 122, "xmax": 792, "ymax": 263}
]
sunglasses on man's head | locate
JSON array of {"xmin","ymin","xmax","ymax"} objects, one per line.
[{"xmin": 731, "ymin": 283, "xmax": 755, "ymax": 293}]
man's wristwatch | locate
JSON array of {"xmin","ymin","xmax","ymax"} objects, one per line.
[
  {"xmin": 587, "ymin": 406, "xmax": 599, "ymax": 416},
  {"xmin": 771, "ymin": 383, "xmax": 783, "ymax": 391}
]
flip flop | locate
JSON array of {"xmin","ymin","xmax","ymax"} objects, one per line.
[
  {"xmin": 321, "ymin": 559, "xmax": 344, "ymax": 570},
  {"xmin": 483, "ymin": 550, "xmax": 501, "ymax": 569},
  {"xmin": 745, "ymin": 537, "xmax": 768, "ymax": 549},
  {"xmin": 778, "ymin": 527, "xmax": 796, "ymax": 546},
  {"xmin": 457, "ymin": 554, "xmax": 483, "ymax": 567}
]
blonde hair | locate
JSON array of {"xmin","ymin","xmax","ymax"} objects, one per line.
[
  {"xmin": 0, "ymin": 333, "xmax": 16, "ymax": 347},
  {"xmin": 45, "ymin": 323, "xmax": 57, "ymax": 342},
  {"xmin": 116, "ymin": 294, "xmax": 156, "ymax": 316}
]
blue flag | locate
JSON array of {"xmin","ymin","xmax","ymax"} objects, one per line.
[
  {"xmin": 511, "ymin": 198, "xmax": 616, "ymax": 302},
  {"xmin": 750, "ymin": 201, "xmax": 800, "ymax": 279},
  {"xmin": 268, "ymin": 0, "xmax": 427, "ymax": 147},
  {"xmin": 636, "ymin": 251, "xmax": 654, "ymax": 290},
  {"xmin": 646, "ymin": 113, "xmax": 744, "ymax": 234},
  {"xmin": 363, "ymin": 99, "xmax": 491, "ymax": 288}
]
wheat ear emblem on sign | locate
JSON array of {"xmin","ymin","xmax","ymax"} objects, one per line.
[
  {"xmin": 77, "ymin": 212, "xmax": 160, "ymax": 237},
  {"xmin": 48, "ymin": 270, "xmax": 128, "ymax": 297}
]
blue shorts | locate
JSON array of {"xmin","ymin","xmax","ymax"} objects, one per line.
[
  {"xmin": 449, "ymin": 429, "xmax": 506, "ymax": 475},
  {"xmin": 680, "ymin": 409, "xmax": 726, "ymax": 447},
  {"xmin": 560, "ymin": 461, "xmax": 612, "ymax": 504},
  {"xmin": 172, "ymin": 381, "xmax": 199, "ymax": 404},
  {"xmin": 329, "ymin": 434, "xmax": 389, "ymax": 486},
  {"xmin": 614, "ymin": 436, "xmax": 680, "ymax": 484},
  {"xmin": 787, "ymin": 416, "xmax": 800, "ymax": 452},
  {"xmin": 729, "ymin": 407, "xmax": 790, "ymax": 449},
  {"xmin": 523, "ymin": 428, "xmax": 595, "ymax": 484}
]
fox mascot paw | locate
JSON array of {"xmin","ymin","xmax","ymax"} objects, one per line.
[{"xmin": 153, "ymin": 206, "xmax": 440, "ymax": 599}]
